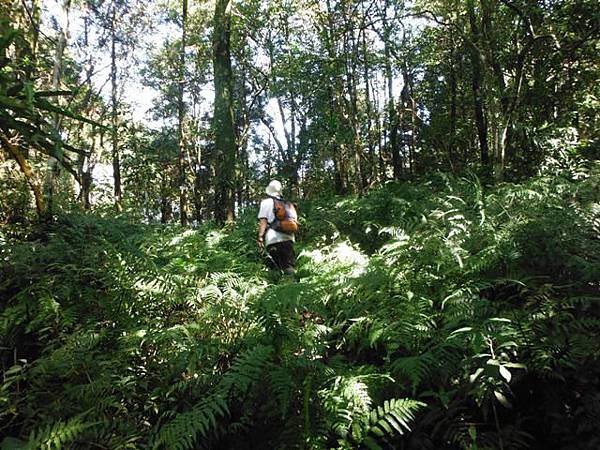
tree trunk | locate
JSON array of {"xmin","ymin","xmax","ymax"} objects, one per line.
[
  {"xmin": 20, "ymin": 0, "xmax": 40, "ymax": 83},
  {"xmin": 237, "ymin": 72, "xmax": 247, "ymax": 208},
  {"xmin": 289, "ymin": 94, "xmax": 299, "ymax": 191},
  {"xmin": 467, "ymin": 0, "xmax": 491, "ymax": 176},
  {"xmin": 110, "ymin": 4, "xmax": 122, "ymax": 211},
  {"xmin": 383, "ymin": 14, "xmax": 401, "ymax": 179},
  {"xmin": 43, "ymin": 0, "xmax": 70, "ymax": 217},
  {"xmin": 361, "ymin": 27, "xmax": 376, "ymax": 185},
  {"xmin": 193, "ymin": 170, "xmax": 204, "ymax": 224},
  {"xmin": 80, "ymin": 169, "xmax": 92, "ymax": 210},
  {"xmin": 178, "ymin": 0, "xmax": 188, "ymax": 225},
  {"xmin": 1, "ymin": 133, "xmax": 45, "ymax": 217},
  {"xmin": 449, "ymin": 29, "xmax": 457, "ymax": 171},
  {"xmin": 480, "ymin": 0, "xmax": 507, "ymax": 181},
  {"xmin": 347, "ymin": 21, "xmax": 364, "ymax": 192},
  {"xmin": 212, "ymin": 0, "xmax": 236, "ymax": 224},
  {"xmin": 78, "ymin": 12, "xmax": 95, "ymax": 210},
  {"xmin": 160, "ymin": 181, "xmax": 173, "ymax": 224},
  {"xmin": 323, "ymin": 0, "xmax": 348, "ymax": 194}
]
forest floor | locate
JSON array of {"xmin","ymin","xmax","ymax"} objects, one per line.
[{"xmin": 1, "ymin": 165, "xmax": 600, "ymax": 449}]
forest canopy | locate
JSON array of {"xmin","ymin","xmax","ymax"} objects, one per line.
[
  {"xmin": 1, "ymin": 0, "xmax": 598, "ymax": 221},
  {"xmin": 1, "ymin": 0, "xmax": 599, "ymax": 448}
]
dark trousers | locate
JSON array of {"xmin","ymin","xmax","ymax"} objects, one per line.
[{"xmin": 266, "ymin": 240, "xmax": 295, "ymax": 274}]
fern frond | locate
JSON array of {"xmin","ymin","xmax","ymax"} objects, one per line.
[
  {"xmin": 219, "ymin": 344, "xmax": 274, "ymax": 396},
  {"xmin": 343, "ymin": 317, "xmax": 388, "ymax": 354},
  {"xmin": 391, "ymin": 354, "xmax": 436, "ymax": 389},
  {"xmin": 153, "ymin": 393, "xmax": 229, "ymax": 450},
  {"xmin": 367, "ymin": 398, "xmax": 425, "ymax": 439},
  {"xmin": 268, "ymin": 365, "xmax": 296, "ymax": 419},
  {"xmin": 27, "ymin": 417, "xmax": 92, "ymax": 450}
]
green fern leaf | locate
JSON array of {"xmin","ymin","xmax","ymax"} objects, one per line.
[
  {"xmin": 367, "ymin": 398, "xmax": 425, "ymax": 442},
  {"xmin": 154, "ymin": 393, "xmax": 229, "ymax": 450},
  {"xmin": 26, "ymin": 417, "xmax": 92, "ymax": 450}
]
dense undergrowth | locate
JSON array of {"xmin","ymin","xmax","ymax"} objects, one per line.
[{"xmin": 1, "ymin": 164, "xmax": 600, "ymax": 449}]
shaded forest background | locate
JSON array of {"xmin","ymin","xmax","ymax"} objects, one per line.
[
  {"xmin": 1, "ymin": 0, "xmax": 599, "ymax": 449},
  {"xmin": 1, "ymin": 0, "xmax": 598, "ymax": 223}
]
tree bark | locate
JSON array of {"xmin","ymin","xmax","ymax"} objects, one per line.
[
  {"xmin": 19, "ymin": 0, "xmax": 40, "ymax": 83},
  {"xmin": 480, "ymin": 0, "xmax": 507, "ymax": 180},
  {"xmin": 212, "ymin": 0, "xmax": 236, "ymax": 224},
  {"xmin": 78, "ymin": 11, "xmax": 95, "ymax": 210},
  {"xmin": 1, "ymin": 133, "xmax": 45, "ymax": 217},
  {"xmin": 43, "ymin": 0, "xmax": 71, "ymax": 217},
  {"xmin": 383, "ymin": 10, "xmax": 401, "ymax": 179},
  {"xmin": 361, "ymin": 27, "xmax": 376, "ymax": 185},
  {"xmin": 449, "ymin": 28, "xmax": 458, "ymax": 170},
  {"xmin": 347, "ymin": 19, "xmax": 365, "ymax": 191},
  {"xmin": 160, "ymin": 178, "xmax": 173, "ymax": 223},
  {"xmin": 402, "ymin": 68, "xmax": 417, "ymax": 174},
  {"xmin": 467, "ymin": 0, "xmax": 491, "ymax": 176},
  {"xmin": 110, "ymin": 3, "xmax": 122, "ymax": 211},
  {"xmin": 178, "ymin": 0, "xmax": 188, "ymax": 225},
  {"xmin": 237, "ymin": 64, "xmax": 248, "ymax": 208},
  {"xmin": 324, "ymin": 0, "xmax": 348, "ymax": 194}
]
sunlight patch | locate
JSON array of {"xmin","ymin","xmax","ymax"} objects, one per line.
[
  {"xmin": 168, "ymin": 229, "xmax": 196, "ymax": 246},
  {"xmin": 302, "ymin": 241, "xmax": 368, "ymax": 277},
  {"xmin": 206, "ymin": 230, "xmax": 227, "ymax": 248},
  {"xmin": 335, "ymin": 198, "xmax": 358, "ymax": 210}
]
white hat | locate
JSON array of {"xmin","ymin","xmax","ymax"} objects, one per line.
[{"xmin": 266, "ymin": 180, "xmax": 282, "ymax": 196}]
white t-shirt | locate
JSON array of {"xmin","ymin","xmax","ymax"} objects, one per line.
[{"xmin": 258, "ymin": 197, "xmax": 295, "ymax": 247}]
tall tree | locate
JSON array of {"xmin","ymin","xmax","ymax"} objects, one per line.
[
  {"xmin": 43, "ymin": 0, "xmax": 72, "ymax": 217},
  {"xmin": 110, "ymin": 2, "xmax": 122, "ymax": 211},
  {"xmin": 178, "ymin": 0, "xmax": 188, "ymax": 225},
  {"xmin": 92, "ymin": 0, "xmax": 149, "ymax": 211},
  {"xmin": 466, "ymin": 0, "xmax": 491, "ymax": 175},
  {"xmin": 382, "ymin": 3, "xmax": 401, "ymax": 180},
  {"xmin": 212, "ymin": 0, "xmax": 236, "ymax": 223}
]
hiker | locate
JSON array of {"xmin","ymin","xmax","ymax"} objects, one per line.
[{"xmin": 257, "ymin": 180, "xmax": 298, "ymax": 275}]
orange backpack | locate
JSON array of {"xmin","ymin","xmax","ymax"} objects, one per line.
[{"xmin": 269, "ymin": 196, "xmax": 299, "ymax": 234}]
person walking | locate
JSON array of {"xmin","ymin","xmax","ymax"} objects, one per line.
[{"xmin": 257, "ymin": 180, "xmax": 298, "ymax": 276}]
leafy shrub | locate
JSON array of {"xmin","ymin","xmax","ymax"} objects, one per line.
[{"xmin": 1, "ymin": 163, "xmax": 599, "ymax": 448}]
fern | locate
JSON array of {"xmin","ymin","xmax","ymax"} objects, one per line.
[
  {"xmin": 26, "ymin": 417, "xmax": 92, "ymax": 450},
  {"xmin": 391, "ymin": 354, "xmax": 437, "ymax": 390},
  {"xmin": 3, "ymin": 167, "xmax": 600, "ymax": 449},
  {"xmin": 367, "ymin": 398, "xmax": 425, "ymax": 440},
  {"xmin": 268, "ymin": 365, "xmax": 296, "ymax": 419},
  {"xmin": 153, "ymin": 393, "xmax": 229, "ymax": 450},
  {"xmin": 218, "ymin": 344, "xmax": 274, "ymax": 396},
  {"xmin": 153, "ymin": 345, "xmax": 274, "ymax": 449},
  {"xmin": 320, "ymin": 375, "xmax": 373, "ymax": 439}
]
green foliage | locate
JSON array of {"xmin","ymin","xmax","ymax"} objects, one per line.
[
  {"xmin": 26, "ymin": 417, "xmax": 93, "ymax": 450},
  {"xmin": 2, "ymin": 0, "xmax": 598, "ymax": 446},
  {"xmin": 367, "ymin": 399, "xmax": 425, "ymax": 444},
  {"xmin": 153, "ymin": 393, "xmax": 229, "ymax": 450},
  {"xmin": 1, "ymin": 163, "xmax": 599, "ymax": 448},
  {"xmin": 0, "ymin": 17, "xmax": 100, "ymax": 173}
]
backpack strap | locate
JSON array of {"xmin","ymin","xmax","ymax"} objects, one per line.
[{"xmin": 266, "ymin": 196, "xmax": 282, "ymax": 227}]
